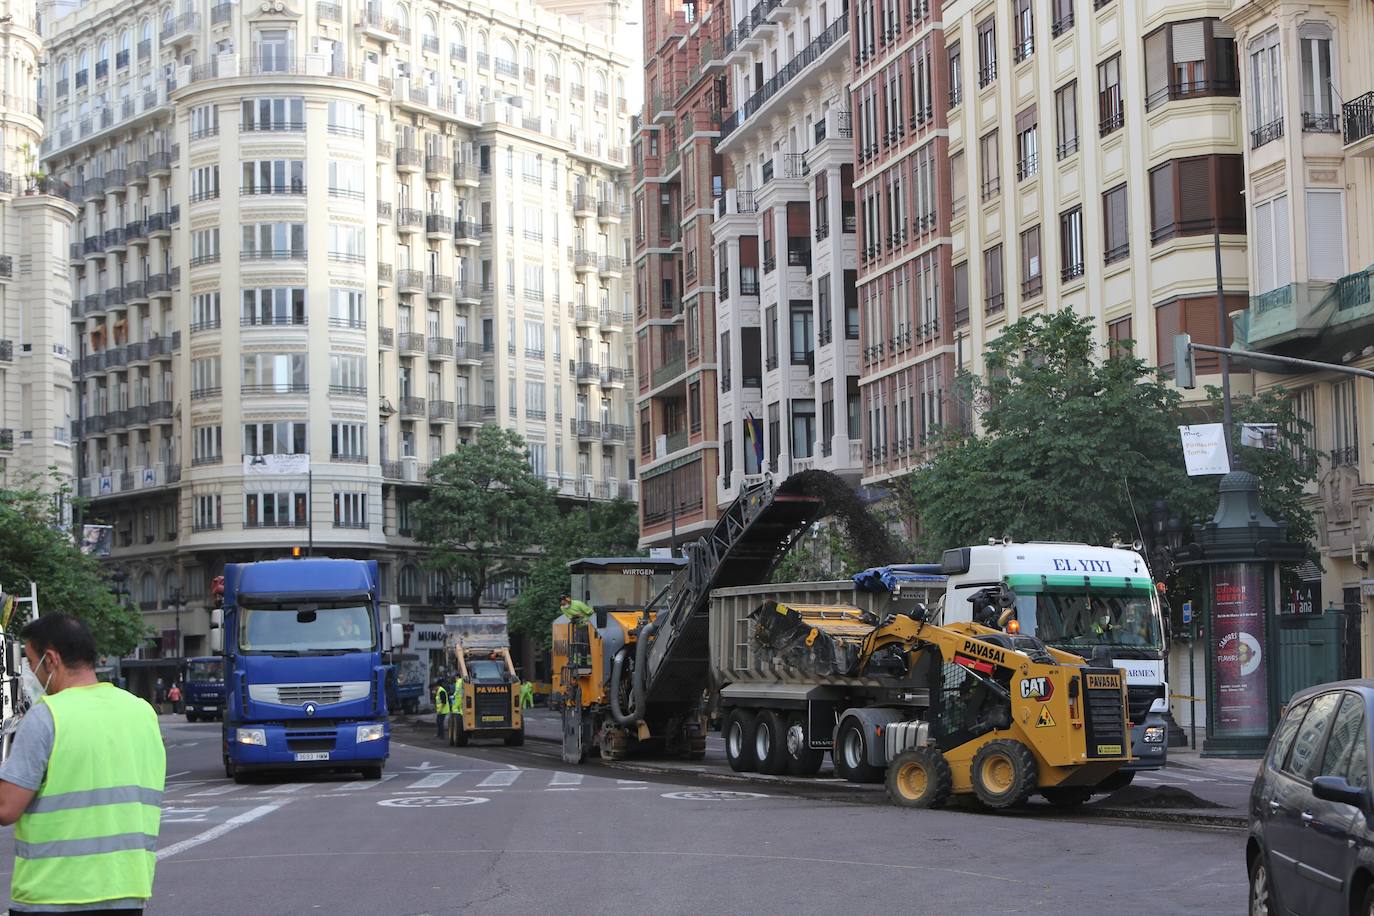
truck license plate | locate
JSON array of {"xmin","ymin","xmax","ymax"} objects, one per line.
[{"xmin": 294, "ymin": 752, "xmax": 330, "ymax": 762}]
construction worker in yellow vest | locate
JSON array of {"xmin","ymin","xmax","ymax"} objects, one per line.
[
  {"xmin": 0, "ymin": 613, "xmax": 165, "ymax": 914},
  {"xmin": 453, "ymin": 676, "xmax": 463, "ymax": 724},
  {"xmin": 519, "ymin": 681, "xmax": 536, "ymax": 709},
  {"xmin": 433, "ymin": 680, "xmax": 449, "ymax": 739}
]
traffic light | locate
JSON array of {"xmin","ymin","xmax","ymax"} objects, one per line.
[{"xmin": 1173, "ymin": 333, "xmax": 1196, "ymax": 389}]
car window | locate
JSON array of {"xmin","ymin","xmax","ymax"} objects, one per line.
[
  {"xmin": 1319, "ymin": 693, "xmax": 1366, "ymax": 782},
  {"xmin": 1286, "ymin": 692, "xmax": 1342, "ymax": 781},
  {"xmin": 1348, "ymin": 719, "xmax": 1369, "ymax": 789},
  {"xmin": 1270, "ymin": 699, "xmax": 1310, "ymax": 770}
]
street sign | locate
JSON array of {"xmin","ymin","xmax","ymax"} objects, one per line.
[
  {"xmin": 1179, "ymin": 424, "xmax": 1231, "ymax": 476},
  {"xmin": 1182, "ymin": 600, "xmax": 1193, "ymax": 625}
]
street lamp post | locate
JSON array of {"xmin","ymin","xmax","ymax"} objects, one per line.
[{"xmin": 169, "ymin": 587, "xmax": 184, "ymax": 661}]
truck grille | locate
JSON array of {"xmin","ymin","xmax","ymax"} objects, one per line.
[
  {"xmin": 1084, "ymin": 682, "xmax": 1128, "ymax": 758},
  {"xmin": 1127, "ymin": 684, "xmax": 1161, "ymax": 723},
  {"xmin": 285, "ymin": 729, "xmax": 337, "ymax": 753},
  {"xmin": 474, "ymin": 689, "xmax": 511, "ymax": 727},
  {"xmin": 248, "ymin": 682, "xmax": 370, "ymax": 706}
]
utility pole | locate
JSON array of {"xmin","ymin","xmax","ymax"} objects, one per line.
[
  {"xmin": 1213, "ymin": 231, "xmax": 1235, "ymax": 466},
  {"xmin": 669, "ymin": 466, "xmax": 678, "ymax": 556}
]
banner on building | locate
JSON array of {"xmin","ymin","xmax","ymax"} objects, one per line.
[
  {"xmin": 1179, "ymin": 424, "xmax": 1230, "ymax": 476},
  {"xmin": 80, "ymin": 525, "xmax": 113, "ymax": 557},
  {"xmin": 1241, "ymin": 423, "xmax": 1280, "ymax": 450},
  {"xmin": 244, "ymin": 453, "xmax": 310, "ymax": 476}
]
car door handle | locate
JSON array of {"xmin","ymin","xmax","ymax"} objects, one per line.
[
  {"xmin": 1269, "ymin": 800, "xmax": 1282, "ymax": 812},
  {"xmin": 1301, "ymin": 812, "xmax": 1315, "ymax": 826}
]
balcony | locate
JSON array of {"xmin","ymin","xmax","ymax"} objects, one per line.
[
  {"xmin": 601, "ymin": 424, "xmax": 627, "ymax": 444},
  {"xmin": 240, "ymin": 248, "xmax": 306, "ymax": 263},
  {"xmin": 398, "ymin": 331, "xmax": 426, "ymax": 353},
  {"xmin": 652, "ymin": 342, "xmax": 687, "ymax": 387},
  {"xmin": 398, "ymin": 268, "xmax": 424, "ymax": 292},
  {"xmin": 361, "ymin": 5, "xmax": 400, "ymax": 40},
  {"xmin": 720, "ymin": 14, "xmax": 849, "ymax": 140},
  {"xmin": 396, "ymin": 147, "xmax": 423, "ymax": 172},
  {"xmin": 455, "ymin": 403, "xmax": 484, "ymax": 425},
  {"xmin": 425, "ymin": 213, "xmax": 453, "ymax": 237},
  {"xmin": 599, "ymin": 309, "xmax": 624, "ymax": 332},
  {"xmin": 1344, "ymin": 92, "xmax": 1374, "ymax": 156},
  {"xmin": 399, "ymin": 396, "xmax": 426, "ymax": 418},
  {"xmin": 427, "ymin": 336, "xmax": 454, "ymax": 358},
  {"xmin": 1251, "ymin": 117, "xmax": 1283, "ymax": 150},
  {"xmin": 575, "ymin": 361, "xmax": 601, "ymax": 383},
  {"xmin": 598, "ymin": 256, "xmax": 624, "ymax": 277},
  {"xmin": 454, "ymin": 281, "xmax": 481, "ymax": 302},
  {"xmin": 599, "ymin": 366, "xmax": 626, "ymax": 388},
  {"xmin": 597, "ymin": 200, "xmax": 620, "ymax": 223},
  {"xmin": 427, "ymin": 275, "xmax": 453, "ymax": 298},
  {"xmin": 452, "ymin": 163, "xmax": 479, "ymax": 185},
  {"xmin": 378, "ymin": 263, "xmax": 394, "ymax": 285},
  {"xmin": 573, "ymin": 249, "xmax": 598, "ymax": 273},
  {"xmin": 397, "ymin": 207, "xmax": 423, "ymax": 232},
  {"xmin": 573, "ymin": 195, "xmax": 596, "ymax": 217},
  {"xmin": 570, "ymin": 418, "xmax": 601, "ymax": 441},
  {"xmin": 428, "ymin": 400, "xmax": 455, "ymax": 422},
  {"xmin": 160, "ymin": 11, "xmax": 199, "ymax": 44},
  {"xmin": 454, "ymin": 220, "xmax": 481, "ymax": 244},
  {"xmin": 454, "ymin": 341, "xmax": 483, "ymax": 364}
]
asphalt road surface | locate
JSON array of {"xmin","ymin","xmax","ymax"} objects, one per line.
[{"xmin": 2, "ymin": 719, "xmax": 1248, "ymax": 915}]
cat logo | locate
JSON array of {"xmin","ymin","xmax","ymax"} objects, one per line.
[
  {"xmin": 1035, "ymin": 706, "xmax": 1056, "ymax": 728},
  {"xmin": 1019, "ymin": 676, "xmax": 1054, "ymax": 701}
]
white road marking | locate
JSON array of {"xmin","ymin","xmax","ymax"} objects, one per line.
[
  {"xmin": 162, "ymin": 806, "xmax": 218, "ymax": 823},
  {"xmin": 166, "ymin": 770, "xmax": 191, "ymax": 779},
  {"xmin": 156, "ymin": 803, "xmax": 286, "ymax": 860},
  {"xmin": 332, "ymin": 774, "xmax": 397, "ymax": 791},
  {"xmin": 615, "ymin": 779, "xmax": 646, "ymax": 785},
  {"xmin": 618, "ymin": 786, "xmax": 648, "ymax": 790},
  {"xmin": 189, "ymin": 784, "xmax": 243, "ymax": 797},
  {"xmin": 549, "ymin": 771, "xmax": 584, "ymax": 786},
  {"xmin": 262, "ymin": 783, "xmax": 308, "ymax": 794},
  {"xmin": 165, "ymin": 781, "xmax": 208, "ymax": 792},
  {"xmin": 477, "ymin": 769, "xmax": 521, "ymax": 788},
  {"xmin": 409, "ymin": 772, "xmax": 459, "ymax": 789}
]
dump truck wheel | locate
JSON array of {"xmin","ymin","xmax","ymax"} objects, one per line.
[
  {"xmin": 360, "ymin": 765, "xmax": 383, "ymax": 780},
  {"xmin": 886, "ymin": 748, "xmax": 952, "ymax": 809},
  {"xmin": 724, "ymin": 709, "xmax": 758, "ymax": 772},
  {"xmin": 755, "ymin": 710, "xmax": 789, "ymax": 775},
  {"xmin": 833, "ymin": 717, "xmax": 882, "ymax": 783},
  {"xmin": 970, "ymin": 739, "xmax": 1038, "ymax": 809},
  {"xmin": 784, "ymin": 714, "xmax": 825, "ymax": 776},
  {"xmin": 1041, "ymin": 785, "xmax": 1092, "ymax": 808},
  {"xmin": 505, "ymin": 727, "xmax": 525, "ymax": 747}
]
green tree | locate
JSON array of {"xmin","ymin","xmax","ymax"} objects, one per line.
[
  {"xmin": 902, "ymin": 310, "xmax": 1319, "ymax": 556},
  {"xmin": 0, "ymin": 476, "xmax": 146, "ymax": 655},
  {"xmin": 413, "ymin": 426, "xmax": 557, "ymax": 614},
  {"xmin": 771, "ymin": 522, "xmax": 860, "ymax": 583},
  {"xmin": 508, "ymin": 499, "xmax": 642, "ymax": 647}
]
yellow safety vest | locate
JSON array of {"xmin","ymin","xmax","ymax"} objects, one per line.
[
  {"xmin": 435, "ymin": 686, "xmax": 449, "ymax": 714},
  {"xmin": 12, "ymin": 683, "xmax": 164, "ymax": 907}
]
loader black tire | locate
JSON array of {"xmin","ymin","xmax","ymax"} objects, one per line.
[
  {"xmin": 754, "ymin": 710, "xmax": 789, "ymax": 775},
  {"xmin": 970, "ymin": 739, "xmax": 1038, "ymax": 809},
  {"xmin": 784, "ymin": 714, "xmax": 825, "ymax": 776},
  {"xmin": 453, "ymin": 718, "xmax": 469, "ymax": 748},
  {"xmin": 1096, "ymin": 770, "xmax": 1135, "ymax": 793},
  {"xmin": 724, "ymin": 709, "xmax": 758, "ymax": 772},
  {"xmin": 886, "ymin": 747, "xmax": 952, "ymax": 809},
  {"xmin": 832, "ymin": 717, "xmax": 882, "ymax": 784},
  {"xmin": 505, "ymin": 727, "xmax": 525, "ymax": 747},
  {"xmin": 1041, "ymin": 785, "xmax": 1093, "ymax": 808}
]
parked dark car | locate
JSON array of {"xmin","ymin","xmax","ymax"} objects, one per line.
[{"xmin": 1248, "ymin": 680, "xmax": 1374, "ymax": 915}]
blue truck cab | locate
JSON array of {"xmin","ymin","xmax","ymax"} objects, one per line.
[
  {"xmin": 213, "ymin": 558, "xmax": 393, "ymax": 782},
  {"xmin": 182, "ymin": 656, "xmax": 225, "ymax": 722}
]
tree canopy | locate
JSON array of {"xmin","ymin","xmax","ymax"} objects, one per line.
[
  {"xmin": 901, "ymin": 310, "xmax": 1320, "ymax": 557},
  {"xmin": 413, "ymin": 425, "xmax": 557, "ymax": 613},
  {"xmin": 0, "ymin": 476, "xmax": 146, "ymax": 655},
  {"xmin": 508, "ymin": 498, "xmax": 642, "ymax": 648}
]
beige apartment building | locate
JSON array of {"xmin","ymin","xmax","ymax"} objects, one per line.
[
  {"xmin": 1228, "ymin": 0, "xmax": 1374, "ymax": 675},
  {"xmin": 0, "ymin": 0, "xmax": 78, "ymax": 491},
  {"xmin": 943, "ymin": 0, "xmax": 1250, "ymax": 413},
  {"xmin": 41, "ymin": 0, "xmax": 634, "ymax": 656}
]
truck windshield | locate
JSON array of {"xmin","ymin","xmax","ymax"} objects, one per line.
[
  {"xmin": 186, "ymin": 660, "xmax": 223, "ymax": 683},
  {"xmin": 239, "ymin": 604, "xmax": 375, "ymax": 654},
  {"xmin": 1015, "ymin": 591, "xmax": 1163, "ymax": 654},
  {"xmin": 467, "ymin": 660, "xmax": 507, "ymax": 680}
]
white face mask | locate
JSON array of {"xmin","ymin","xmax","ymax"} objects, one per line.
[{"xmin": 22, "ymin": 655, "xmax": 52, "ymax": 701}]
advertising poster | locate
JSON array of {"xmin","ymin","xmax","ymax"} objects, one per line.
[{"xmin": 1212, "ymin": 563, "xmax": 1268, "ymax": 735}]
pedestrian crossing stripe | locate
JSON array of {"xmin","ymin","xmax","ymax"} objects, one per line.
[{"xmin": 1036, "ymin": 707, "xmax": 1055, "ymax": 728}]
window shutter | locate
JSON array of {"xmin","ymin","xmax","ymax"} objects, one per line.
[
  {"xmin": 953, "ymin": 262, "xmax": 968, "ymax": 316},
  {"xmin": 786, "ymin": 201, "xmax": 809, "ymax": 236},
  {"xmin": 1105, "ymin": 186, "xmax": 1128, "ymax": 250},
  {"xmin": 1145, "ymin": 30, "xmax": 1168, "ymax": 98},
  {"xmin": 1155, "ymin": 300, "xmax": 1181, "ymax": 372},
  {"xmin": 1272, "ymin": 196, "xmax": 1291, "ymax": 288},
  {"xmin": 1172, "ymin": 21, "xmax": 1206, "ymax": 62},
  {"xmin": 1306, "ymin": 190, "xmax": 1345, "ymax": 281},
  {"xmin": 1015, "ymin": 105, "xmax": 1037, "ymax": 133},
  {"xmin": 950, "ymin": 152, "xmax": 966, "ymax": 201},
  {"xmin": 739, "ymin": 235, "xmax": 759, "ymax": 266},
  {"xmin": 1150, "ymin": 164, "xmax": 1174, "ymax": 237},
  {"xmin": 1177, "ymin": 158, "xmax": 1211, "ymax": 227},
  {"xmin": 1212, "ymin": 22, "xmax": 1235, "ymax": 39},
  {"xmin": 1254, "ymin": 200, "xmax": 1276, "ymax": 294}
]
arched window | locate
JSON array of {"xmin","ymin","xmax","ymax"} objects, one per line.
[
  {"xmin": 161, "ymin": 8, "xmax": 173, "ymax": 34},
  {"xmin": 395, "ymin": 4, "xmax": 409, "ymax": 33},
  {"xmin": 571, "ymin": 62, "xmax": 584, "ymax": 89},
  {"xmin": 496, "ymin": 38, "xmax": 515, "ymax": 65},
  {"xmin": 476, "ymin": 30, "xmax": 487, "ymax": 55},
  {"xmin": 139, "ymin": 572, "xmax": 156, "ymax": 605},
  {"xmin": 78, "ymin": 49, "xmax": 89, "ymax": 73},
  {"xmin": 426, "ymin": 570, "xmax": 448, "ymax": 602},
  {"xmin": 522, "ymin": 46, "xmax": 534, "ymax": 72},
  {"xmin": 163, "ymin": 570, "xmax": 180, "ymax": 599},
  {"xmin": 422, "ymin": 13, "xmax": 437, "ymax": 45},
  {"xmin": 118, "ymin": 30, "xmax": 131, "ymax": 68},
  {"xmin": 399, "ymin": 565, "xmax": 421, "ymax": 599},
  {"xmin": 594, "ymin": 70, "xmax": 606, "ymax": 93},
  {"xmin": 451, "ymin": 22, "xmax": 465, "ymax": 48},
  {"xmin": 616, "ymin": 75, "xmax": 625, "ymax": 97},
  {"xmin": 545, "ymin": 52, "xmax": 558, "ymax": 75},
  {"xmin": 140, "ymin": 20, "xmax": 152, "ymax": 45},
  {"xmin": 57, "ymin": 57, "xmax": 68, "ymax": 82},
  {"xmin": 98, "ymin": 40, "xmax": 110, "ymax": 65}
]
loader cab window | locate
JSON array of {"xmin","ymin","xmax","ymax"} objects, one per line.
[
  {"xmin": 571, "ymin": 567, "xmax": 679, "ymax": 610},
  {"xmin": 466, "ymin": 659, "xmax": 508, "ymax": 681}
]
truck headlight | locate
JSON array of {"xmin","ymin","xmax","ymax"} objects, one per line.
[
  {"xmin": 1144, "ymin": 725, "xmax": 1166, "ymax": 744},
  {"xmin": 356, "ymin": 724, "xmax": 386, "ymax": 743},
  {"xmin": 236, "ymin": 728, "xmax": 266, "ymax": 746}
]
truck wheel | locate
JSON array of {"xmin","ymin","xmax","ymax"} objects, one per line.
[
  {"xmin": 784, "ymin": 714, "xmax": 824, "ymax": 776},
  {"xmin": 754, "ymin": 710, "xmax": 789, "ymax": 775},
  {"xmin": 360, "ymin": 765, "xmax": 383, "ymax": 780},
  {"xmin": 970, "ymin": 739, "xmax": 1038, "ymax": 809},
  {"xmin": 223, "ymin": 756, "xmax": 234, "ymax": 780},
  {"xmin": 832, "ymin": 717, "xmax": 882, "ymax": 783},
  {"xmin": 886, "ymin": 748, "xmax": 953, "ymax": 809},
  {"xmin": 186, "ymin": 713, "xmax": 197, "ymax": 723},
  {"xmin": 1041, "ymin": 786, "xmax": 1092, "ymax": 808},
  {"xmin": 723, "ymin": 709, "xmax": 758, "ymax": 772},
  {"xmin": 505, "ymin": 727, "xmax": 525, "ymax": 747}
]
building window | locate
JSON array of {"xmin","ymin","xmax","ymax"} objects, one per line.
[
  {"xmin": 1251, "ymin": 195, "xmax": 1292, "ymax": 295},
  {"xmin": 844, "ymin": 270, "xmax": 860, "ymax": 339},
  {"xmin": 1107, "ymin": 316, "xmax": 1133, "ymax": 358},
  {"xmin": 983, "ymin": 245, "xmax": 1004, "ymax": 315},
  {"xmin": 1288, "ymin": 387, "xmax": 1318, "ymax": 468},
  {"xmin": 948, "ymin": 42, "xmax": 962, "ymax": 106},
  {"xmin": 979, "ymin": 130, "xmax": 1000, "ymax": 200},
  {"xmin": 242, "ymin": 287, "xmax": 306, "ymax": 325},
  {"xmin": 245, "ymin": 491, "xmax": 308, "ymax": 528},
  {"xmin": 977, "ymin": 18, "xmax": 997, "ymax": 87},
  {"xmin": 244, "ymin": 421, "xmax": 307, "ymax": 455},
  {"xmin": 1300, "ymin": 29, "xmax": 1337, "ymax": 132},
  {"xmin": 329, "ymin": 355, "xmax": 366, "ymax": 394},
  {"xmin": 767, "ymin": 403, "xmax": 781, "ymax": 470},
  {"xmin": 1054, "ymin": 82, "xmax": 1078, "ymax": 160},
  {"xmin": 331, "ymin": 422, "xmax": 366, "ymax": 460},
  {"xmin": 953, "ymin": 261, "xmax": 969, "ymax": 326},
  {"xmin": 790, "ymin": 400, "xmax": 815, "ymax": 460},
  {"xmin": 1013, "ymin": 0, "xmax": 1034, "ymax": 62},
  {"xmin": 1060, "ymin": 206, "xmax": 1084, "ymax": 280},
  {"xmin": 1103, "ymin": 184, "xmax": 1129, "ymax": 264},
  {"xmin": 192, "ymin": 425, "xmax": 222, "ymax": 464},
  {"xmin": 1148, "ymin": 155, "xmax": 1245, "ymax": 242},
  {"xmin": 1015, "ymin": 108, "xmax": 1038, "ymax": 180},
  {"xmin": 1051, "ymin": 0, "xmax": 1073, "ymax": 37},
  {"xmin": 1097, "ymin": 55, "xmax": 1123, "ymax": 136},
  {"xmin": 1306, "ymin": 190, "xmax": 1346, "ymax": 281},
  {"xmin": 1332, "ymin": 380, "xmax": 1359, "ymax": 467},
  {"xmin": 194, "ymin": 494, "xmax": 222, "ymax": 531},
  {"xmin": 1143, "ymin": 19, "xmax": 1239, "ymax": 112},
  {"xmin": 241, "ymin": 353, "xmax": 308, "ymax": 394},
  {"xmin": 790, "ymin": 302, "xmax": 814, "ymax": 366},
  {"xmin": 1020, "ymin": 226, "xmax": 1041, "ymax": 299},
  {"xmin": 1248, "ymin": 30, "xmax": 1283, "ymax": 147},
  {"xmin": 333, "ymin": 492, "xmax": 368, "ymax": 528},
  {"xmin": 765, "ymin": 305, "xmax": 779, "ymax": 370},
  {"xmin": 241, "ymin": 97, "xmax": 304, "ymax": 131}
]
